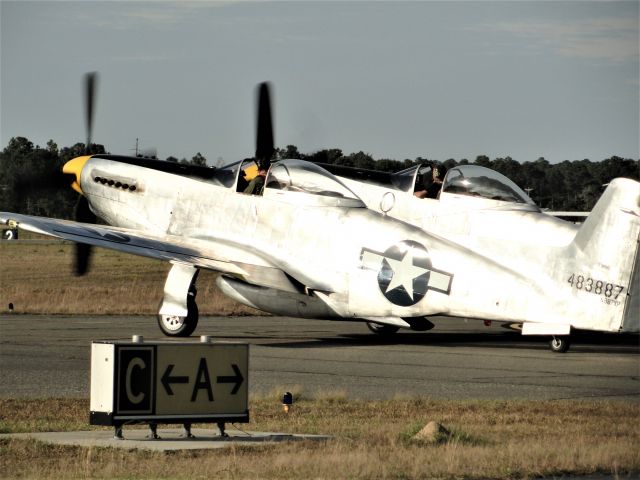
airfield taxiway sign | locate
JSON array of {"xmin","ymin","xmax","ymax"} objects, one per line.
[{"xmin": 90, "ymin": 340, "xmax": 249, "ymax": 426}]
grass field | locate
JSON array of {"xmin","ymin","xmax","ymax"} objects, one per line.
[
  {"xmin": 0, "ymin": 237, "xmax": 256, "ymax": 315},
  {"xmin": 1, "ymin": 397, "xmax": 639, "ymax": 479}
]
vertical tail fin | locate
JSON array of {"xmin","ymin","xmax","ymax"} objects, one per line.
[{"xmin": 568, "ymin": 178, "xmax": 640, "ymax": 332}]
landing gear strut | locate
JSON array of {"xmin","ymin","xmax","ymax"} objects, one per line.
[
  {"xmin": 157, "ymin": 289, "xmax": 199, "ymax": 337},
  {"xmin": 157, "ymin": 264, "xmax": 200, "ymax": 337}
]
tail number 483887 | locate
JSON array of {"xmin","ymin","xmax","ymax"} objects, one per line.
[{"xmin": 567, "ymin": 274, "xmax": 625, "ymax": 300}]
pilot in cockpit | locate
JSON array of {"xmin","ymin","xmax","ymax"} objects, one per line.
[
  {"xmin": 244, "ymin": 159, "xmax": 270, "ymax": 195},
  {"xmin": 414, "ymin": 164, "xmax": 446, "ymax": 199}
]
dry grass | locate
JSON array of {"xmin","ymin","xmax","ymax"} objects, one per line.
[
  {"xmin": 0, "ymin": 237, "xmax": 257, "ymax": 315},
  {"xmin": 1, "ymin": 396, "xmax": 639, "ymax": 479}
]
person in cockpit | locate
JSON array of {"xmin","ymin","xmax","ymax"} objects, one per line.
[
  {"xmin": 414, "ymin": 164, "xmax": 446, "ymax": 199},
  {"xmin": 244, "ymin": 159, "xmax": 270, "ymax": 195}
]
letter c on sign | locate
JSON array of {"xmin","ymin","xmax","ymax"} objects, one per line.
[{"xmin": 125, "ymin": 357, "xmax": 146, "ymax": 404}]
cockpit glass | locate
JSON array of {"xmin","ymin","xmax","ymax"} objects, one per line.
[
  {"xmin": 391, "ymin": 165, "xmax": 419, "ymax": 192},
  {"xmin": 212, "ymin": 160, "xmax": 243, "ymax": 188},
  {"xmin": 442, "ymin": 165, "xmax": 535, "ymax": 204},
  {"xmin": 266, "ymin": 160, "xmax": 363, "ymax": 202}
]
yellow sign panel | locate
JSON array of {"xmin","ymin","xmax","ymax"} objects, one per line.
[{"xmin": 155, "ymin": 344, "xmax": 248, "ymax": 415}]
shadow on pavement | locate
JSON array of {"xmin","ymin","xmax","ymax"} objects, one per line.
[{"xmin": 256, "ymin": 331, "xmax": 640, "ymax": 353}]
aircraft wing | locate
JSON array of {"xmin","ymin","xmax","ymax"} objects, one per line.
[
  {"xmin": 0, "ymin": 211, "xmax": 329, "ymax": 293},
  {"xmin": 0, "ymin": 212, "xmax": 249, "ymax": 277}
]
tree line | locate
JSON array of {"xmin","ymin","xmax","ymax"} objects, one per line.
[{"xmin": 1, "ymin": 136, "xmax": 638, "ymax": 219}]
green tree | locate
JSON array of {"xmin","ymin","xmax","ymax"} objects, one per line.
[
  {"xmin": 376, "ymin": 159, "xmax": 407, "ymax": 172},
  {"xmin": 190, "ymin": 152, "xmax": 207, "ymax": 166},
  {"xmin": 3, "ymin": 136, "xmax": 34, "ymax": 158},
  {"xmin": 1, "ymin": 137, "xmax": 80, "ymax": 218},
  {"xmin": 46, "ymin": 139, "xmax": 58, "ymax": 154},
  {"xmin": 443, "ymin": 158, "xmax": 458, "ymax": 170},
  {"xmin": 306, "ymin": 148, "xmax": 343, "ymax": 164},
  {"xmin": 59, "ymin": 143, "xmax": 105, "ymax": 162},
  {"xmin": 474, "ymin": 155, "xmax": 491, "ymax": 167},
  {"xmin": 340, "ymin": 151, "xmax": 375, "ymax": 169},
  {"xmin": 277, "ymin": 145, "xmax": 302, "ymax": 160}
]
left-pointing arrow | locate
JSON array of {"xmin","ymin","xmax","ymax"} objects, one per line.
[
  {"xmin": 216, "ymin": 364, "xmax": 244, "ymax": 395},
  {"xmin": 161, "ymin": 364, "xmax": 189, "ymax": 395}
]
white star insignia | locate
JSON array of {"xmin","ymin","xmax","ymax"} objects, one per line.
[{"xmin": 384, "ymin": 249, "xmax": 428, "ymax": 300}]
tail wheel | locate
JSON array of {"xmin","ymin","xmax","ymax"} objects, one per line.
[
  {"xmin": 157, "ymin": 295, "xmax": 199, "ymax": 337},
  {"xmin": 366, "ymin": 322, "xmax": 400, "ymax": 336},
  {"xmin": 549, "ymin": 336, "xmax": 571, "ymax": 353}
]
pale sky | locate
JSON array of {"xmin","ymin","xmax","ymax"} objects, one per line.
[{"xmin": 1, "ymin": 0, "xmax": 638, "ymax": 165}]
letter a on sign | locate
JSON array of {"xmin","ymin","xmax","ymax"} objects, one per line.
[{"xmin": 191, "ymin": 357, "xmax": 214, "ymax": 402}]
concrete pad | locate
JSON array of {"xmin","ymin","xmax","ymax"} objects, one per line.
[{"xmin": 0, "ymin": 428, "xmax": 332, "ymax": 451}]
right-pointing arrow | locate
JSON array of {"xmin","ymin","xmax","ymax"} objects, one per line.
[{"xmin": 216, "ymin": 364, "xmax": 244, "ymax": 395}]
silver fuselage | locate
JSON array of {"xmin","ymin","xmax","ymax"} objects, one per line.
[{"xmin": 75, "ymin": 157, "xmax": 639, "ymax": 333}]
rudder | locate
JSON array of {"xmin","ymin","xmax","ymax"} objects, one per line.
[{"xmin": 569, "ymin": 177, "xmax": 640, "ymax": 332}]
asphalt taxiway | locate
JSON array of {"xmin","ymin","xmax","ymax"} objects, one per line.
[{"xmin": 0, "ymin": 314, "xmax": 638, "ymax": 401}]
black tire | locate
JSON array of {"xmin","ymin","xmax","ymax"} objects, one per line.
[
  {"xmin": 549, "ymin": 336, "xmax": 571, "ymax": 353},
  {"xmin": 366, "ymin": 322, "xmax": 400, "ymax": 335},
  {"xmin": 157, "ymin": 296, "xmax": 199, "ymax": 337}
]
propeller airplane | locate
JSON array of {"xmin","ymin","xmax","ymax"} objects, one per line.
[{"xmin": 2, "ymin": 75, "xmax": 638, "ymax": 352}]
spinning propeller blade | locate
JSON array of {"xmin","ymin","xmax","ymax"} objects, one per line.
[
  {"xmin": 255, "ymin": 82, "xmax": 274, "ymax": 167},
  {"xmin": 73, "ymin": 196, "xmax": 96, "ymax": 276},
  {"xmin": 84, "ymin": 72, "xmax": 97, "ymax": 155},
  {"xmin": 69, "ymin": 72, "xmax": 99, "ymax": 275}
]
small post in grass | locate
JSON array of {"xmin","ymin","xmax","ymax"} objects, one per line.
[{"xmin": 282, "ymin": 392, "xmax": 293, "ymax": 414}]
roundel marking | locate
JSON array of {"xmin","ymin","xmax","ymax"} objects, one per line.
[{"xmin": 377, "ymin": 240, "xmax": 432, "ymax": 307}]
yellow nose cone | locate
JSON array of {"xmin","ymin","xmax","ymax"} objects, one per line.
[{"xmin": 63, "ymin": 155, "xmax": 91, "ymax": 194}]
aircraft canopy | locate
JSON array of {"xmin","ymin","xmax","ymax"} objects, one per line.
[
  {"xmin": 265, "ymin": 160, "xmax": 365, "ymax": 207},
  {"xmin": 442, "ymin": 165, "xmax": 536, "ymax": 205}
]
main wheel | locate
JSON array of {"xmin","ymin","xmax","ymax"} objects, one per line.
[
  {"xmin": 366, "ymin": 322, "xmax": 400, "ymax": 336},
  {"xmin": 549, "ymin": 336, "xmax": 571, "ymax": 353},
  {"xmin": 157, "ymin": 295, "xmax": 199, "ymax": 337}
]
